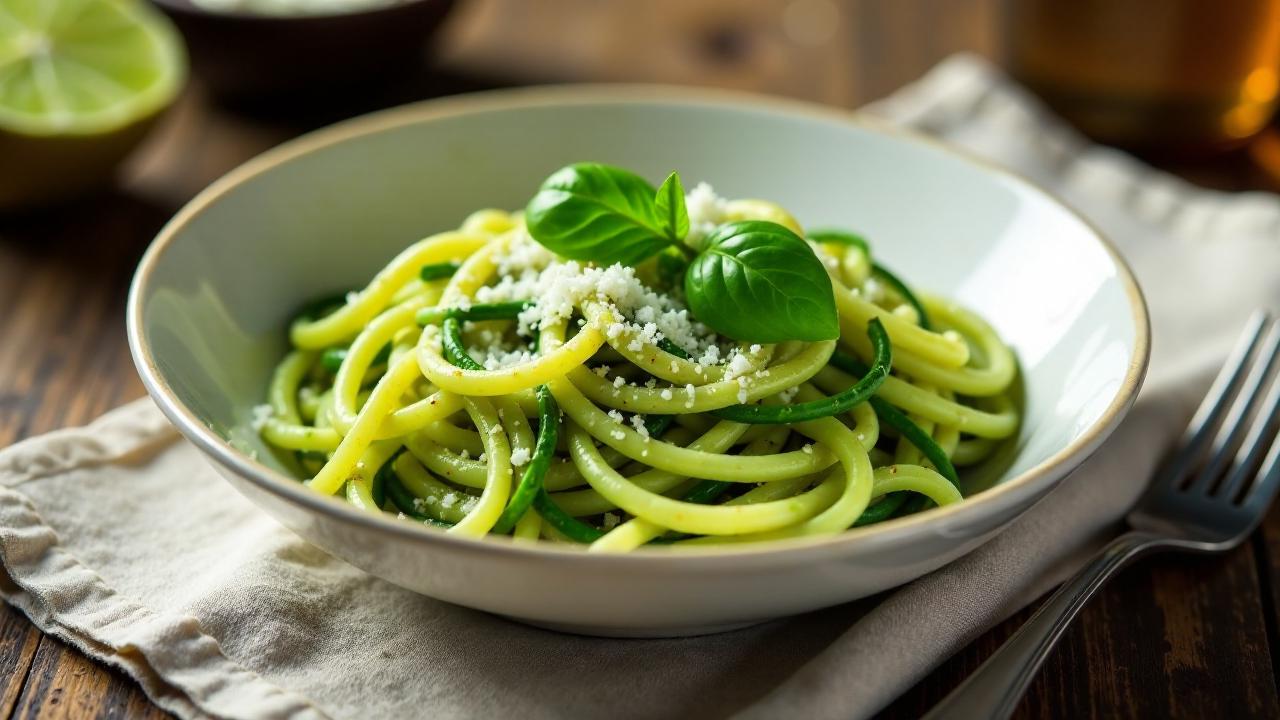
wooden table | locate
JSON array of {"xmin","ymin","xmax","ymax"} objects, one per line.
[{"xmin": 3, "ymin": 1, "xmax": 1279, "ymax": 717}]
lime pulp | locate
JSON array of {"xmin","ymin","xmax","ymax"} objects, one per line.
[{"xmin": 0, "ymin": 0, "xmax": 186, "ymax": 137}]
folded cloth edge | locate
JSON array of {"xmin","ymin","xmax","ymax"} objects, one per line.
[{"xmin": 0, "ymin": 399, "xmax": 328, "ymax": 720}]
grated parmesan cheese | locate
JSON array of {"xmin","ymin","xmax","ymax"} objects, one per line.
[
  {"xmin": 629, "ymin": 414, "xmax": 650, "ymax": 439},
  {"xmin": 862, "ymin": 277, "xmax": 885, "ymax": 303},
  {"xmin": 250, "ymin": 404, "xmax": 274, "ymax": 432},
  {"xmin": 724, "ymin": 348, "xmax": 754, "ymax": 382},
  {"xmin": 698, "ymin": 344, "xmax": 721, "ymax": 366},
  {"xmin": 510, "ymin": 447, "xmax": 531, "ymax": 466},
  {"xmin": 479, "ymin": 234, "xmax": 726, "ymax": 361},
  {"xmin": 685, "ymin": 182, "xmax": 728, "ymax": 244}
]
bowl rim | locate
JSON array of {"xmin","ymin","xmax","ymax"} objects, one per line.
[{"xmin": 126, "ymin": 83, "xmax": 1151, "ymax": 567}]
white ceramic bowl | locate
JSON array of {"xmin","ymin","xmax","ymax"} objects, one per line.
[{"xmin": 127, "ymin": 86, "xmax": 1149, "ymax": 637}]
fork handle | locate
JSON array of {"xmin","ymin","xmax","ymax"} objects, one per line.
[{"xmin": 922, "ymin": 530, "xmax": 1165, "ymax": 720}]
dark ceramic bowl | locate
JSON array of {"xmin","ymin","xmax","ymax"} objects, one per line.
[{"xmin": 150, "ymin": 0, "xmax": 457, "ymax": 103}]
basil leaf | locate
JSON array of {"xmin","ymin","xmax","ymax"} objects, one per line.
[
  {"xmin": 525, "ymin": 162, "xmax": 672, "ymax": 266},
  {"xmin": 684, "ymin": 221, "xmax": 839, "ymax": 343},
  {"xmin": 654, "ymin": 171, "xmax": 689, "ymax": 242}
]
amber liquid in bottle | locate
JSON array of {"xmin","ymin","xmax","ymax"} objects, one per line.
[{"xmin": 1003, "ymin": 0, "xmax": 1280, "ymax": 154}]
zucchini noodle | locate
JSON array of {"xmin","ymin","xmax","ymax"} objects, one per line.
[{"xmin": 255, "ymin": 182, "xmax": 1020, "ymax": 551}]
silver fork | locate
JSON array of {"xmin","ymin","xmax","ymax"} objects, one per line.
[{"xmin": 924, "ymin": 311, "xmax": 1280, "ymax": 720}]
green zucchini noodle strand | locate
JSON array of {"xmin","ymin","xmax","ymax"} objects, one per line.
[{"xmin": 255, "ymin": 195, "xmax": 1020, "ymax": 550}]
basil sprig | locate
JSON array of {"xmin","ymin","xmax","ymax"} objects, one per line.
[{"xmin": 524, "ymin": 163, "xmax": 838, "ymax": 344}]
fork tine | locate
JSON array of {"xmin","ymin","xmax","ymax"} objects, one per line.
[
  {"xmin": 1220, "ymin": 340, "xmax": 1280, "ymax": 503},
  {"xmin": 1190, "ymin": 319, "xmax": 1280, "ymax": 494},
  {"xmin": 1165, "ymin": 311, "xmax": 1272, "ymax": 489},
  {"xmin": 1240, "ymin": 419, "xmax": 1280, "ymax": 515}
]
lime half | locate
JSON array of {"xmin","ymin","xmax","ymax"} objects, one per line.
[{"xmin": 0, "ymin": 0, "xmax": 186, "ymax": 210}]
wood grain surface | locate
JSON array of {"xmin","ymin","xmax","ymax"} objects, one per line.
[{"xmin": 2, "ymin": 0, "xmax": 1279, "ymax": 717}]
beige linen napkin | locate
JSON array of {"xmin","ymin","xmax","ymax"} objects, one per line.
[{"xmin": 3, "ymin": 55, "xmax": 1280, "ymax": 720}]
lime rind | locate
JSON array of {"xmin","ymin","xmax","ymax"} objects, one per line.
[{"xmin": 0, "ymin": 0, "xmax": 186, "ymax": 137}]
